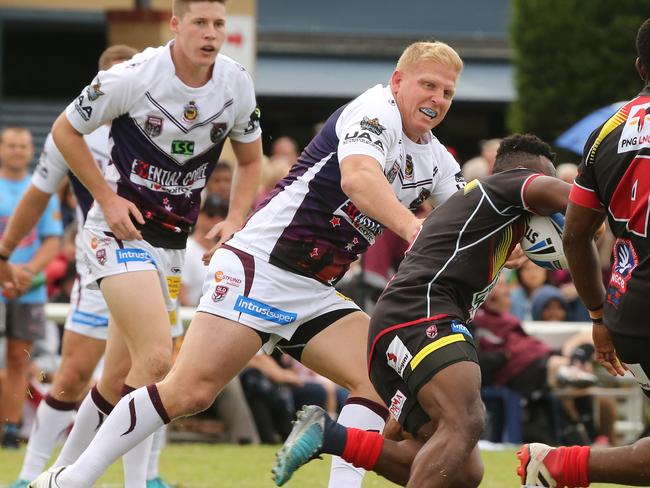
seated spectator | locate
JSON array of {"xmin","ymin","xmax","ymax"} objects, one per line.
[
  {"xmin": 474, "ymin": 275, "xmax": 601, "ymax": 444},
  {"xmin": 531, "ymin": 283, "xmax": 589, "ymax": 322},
  {"xmin": 270, "ymin": 136, "xmax": 299, "ymax": 165},
  {"xmin": 510, "ymin": 259, "xmax": 550, "ymax": 320}
]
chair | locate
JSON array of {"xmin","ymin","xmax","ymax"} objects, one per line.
[{"xmin": 481, "ymin": 386, "xmax": 523, "ymax": 444}]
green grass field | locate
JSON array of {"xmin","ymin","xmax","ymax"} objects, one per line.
[{"xmin": 0, "ymin": 444, "xmax": 635, "ymax": 487}]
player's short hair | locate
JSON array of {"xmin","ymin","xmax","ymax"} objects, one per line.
[
  {"xmin": 636, "ymin": 18, "xmax": 650, "ymax": 74},
  {"xmin": 396, "ymin": 41, "xmax": 463, "ymax": 75},
  {"xmin": 98, "ymin": 45, "xmax": 138, "ymax": 70},
  {"xmin": 493, "ymin": 134, "xmax": 555, "ymax": 173},
  {"xmin": 172, "ymin": 0, "xmax": 226, "ymax": 17}
]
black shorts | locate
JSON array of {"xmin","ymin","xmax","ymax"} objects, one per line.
[
  {"xmin": 0, "ymin": 301, "xmax": 47, "ymax": 342},
  {"xmin": 610, "ymin": 330, "xmax": 650, "ymax": 398},
  {"xmin": 368, "ymin": 315, "xmax": 478, "ymax": 435}
]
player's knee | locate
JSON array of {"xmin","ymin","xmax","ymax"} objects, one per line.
[
  {"xmin": 135, "ymin": 347, "xmax": 172, "ymax": 381},
  {"xmin": 53, "ymin": 366, "xmax": 93, "ymax": 399},
  {"xmin": 182, "ymin": 388, "xmax": 218, "ymax": 416}
]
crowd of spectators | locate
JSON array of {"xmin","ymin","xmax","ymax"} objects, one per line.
[{"xmin": 0, "ymin": 130, "xmax": 641, "ymax": 450}]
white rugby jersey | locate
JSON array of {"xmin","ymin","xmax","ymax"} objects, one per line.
[
  {"xmin": 32, "ymin": 125, "xmax": 110, "ymax": 263},
  {"xmin": 229, "ymin": 84, "xmax": 464, "ymax": 285},
  {"xmin": 64, "ymin": 42, "xmax": 261, "ymax": 248}
]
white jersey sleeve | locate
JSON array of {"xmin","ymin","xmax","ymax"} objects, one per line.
[
  {"xmin": 64, "ymin": 53, "xmax": 147, "ymax": 135},
  {"xmin": 227, "ymin": 66, "xmax": 262, "ymax": 143},
  {"xmin": 429, "ymin": 140, "xmax": 464, "ymax": 205},
  {"xmin": 336, "ymin": 85, "xmax": 400, "ymax": 168},
  {"xmin": 31, "ymin": 133, "xmax": 69, "ymax": 194}
]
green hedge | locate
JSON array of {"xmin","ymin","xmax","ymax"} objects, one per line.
[{"xmin": 509, "ymin": 0, "xmax": 647, "ymax": 144}]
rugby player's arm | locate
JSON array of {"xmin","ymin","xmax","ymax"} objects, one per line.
[
  {"xmin": 205, "ymin": 138, "xmax": 262, "ymax": 250},
  {"xmin": 52, "ymin": 113, "xmax": 144, "ymax": 239},
  {"xmin": 340, "ymin": 154, "xmax": 421, "ymax": 242}
]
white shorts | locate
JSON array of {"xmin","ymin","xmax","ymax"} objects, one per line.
[
  {"xmin": 79, "ymin": 226, "xmax": 185, "ymax": 337},
  {"xmin": 64, "ymin": 278, "xmax": 110, "ymax": 340},
  {"xmin": 196, "ymin": 244, "xmax": 360, "ymax": 352}
]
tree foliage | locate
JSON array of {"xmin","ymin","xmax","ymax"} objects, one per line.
[{"xmin": 509, "ymin": 0, "xmax": 647, "ymax": 145}]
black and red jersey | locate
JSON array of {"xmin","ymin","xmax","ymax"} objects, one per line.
[{"xmin": 570, "ymin": 85, "xmax": 650, "ymax": 337}]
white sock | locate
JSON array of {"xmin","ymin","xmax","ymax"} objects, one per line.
[
  {"xmin": 53, "ymin": 386, "xmax": 114, "ymax": 468},
  {"xmin": 327, "ymin": 398, "xmax": 387, "ymax": 488},
  {"xmin": 58, "ymin": 385, "xmax": 168, "ymax": 488},
  {"xmin": 121, "ymin": 384, "xmax": 153, "ymax": 488},
  {"xmin": 123, "ymin": 435, "xmax": 154, "ymax": 488},
  {"xmin": 19, "ymin": 395, "xmax": 76, "ymax": 481},
  {"xmin": 147, "ymin": 426, "xmax": 167, "ymax": 480}
]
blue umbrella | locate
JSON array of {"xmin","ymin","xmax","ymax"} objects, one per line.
[{"xmin": 555, "ymin": 101, "xmax": 626, "ymax": 155}]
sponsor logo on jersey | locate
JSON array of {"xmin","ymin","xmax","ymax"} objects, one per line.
[
  {"xmin": 244, "ymin": 107, "xmax": 261, "ymax": 135},
  {"xmin": 404, "ymin": 154, "xmax": 414, "ymax": 180},
  {"xmin": 71, "ymin": 310, "xmax": 109, "ymax": 328},
  {"xmin": 214, "ymin": 270, "xmax": 242, "ymax": 287},
  {"xmin": 386, "ymin": 336, "xmax": 412, "ymax": 378},
  {"xmin": 425, "ymin": 324, "xmax": 438, "ymax": 339},
  {"xmin": 450, "ymin": 321, "xmax": 472, "ymax": 338},
  {"xmin": 86, "ymin": 80, "xmax": 104, "ymax": 102},
  {"xmin": 386, "ymin": 160, "xmax": 399, "ymax": 184},
  {"xmin": 607, "ymin": 238, "xmax": 638, "ymax": 307},
  {"xmin": 166, "ymin": 276, "xmax": 181, "ymax": 299},
  {"xmin": 409, "ymin": 189, "xmax": 431, "ymax": 210},
  {"xmin": 333, "ymin": 200, "xmax": 383, "ymax": 244},
  {"xmin": 170, "ymin": 266, "xmax": 181, "ymax": 274},
  {"xmin": 360, "ymin": 116, "xmax": 386, "ymax": 136},
  {"xmin": 183, "ymin": 101, "xmax": 199, "ymax": 123},
  {"xmin": 145, "ymin": 116, "xmax": 163, "ymax": 138},
  {"xmin": 618, "ymin": 101, "xmax": 650, "ymax": 153},
  {"xmin": 116, "ymin": 248, "xmax": 154, "ymax": 264},
  {"xmin": 75, "ymin": 94, "xmax": 93, "ymax": 121},
  {"xmin": 210, "ymin": 122, "xmax": 228, "ymax": 143},
  {"xmin": 342, "ymin": 131, "xmax": 385, "ymax": 155},
  {"xmin": 454, "ymin": 171, "xmax": 465, "ymax": 190},
  {"xmin": 130, "ymin": 159, "xmax": 208, "ymax": 195},
  {"xmin": 234, "ymin": 296, "xmax": 297, "ymax": 325},
  {"xmin": 96, "ymin": 249, "xmax": 107, "ymax": 265},
  {"xmin": 212, "ymin": 285, "xmax": 229, "ymax": 302},
  {"xmin": 388, "ymin": 390, "xmax": 407, "ymax": 420},
  {"xmin": 36, "ymin": 161, "xmax": 48, "ymax": 179},
  {"xmin": 171, "ymin": 140, "xmax": 195, "ymax": 156}
]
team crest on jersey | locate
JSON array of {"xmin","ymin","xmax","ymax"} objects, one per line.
[
  {"xmin": 360, "ymin": 116, "xmax": 386, "ymax": 136},
  {"xmin": 183, "ymin": 101, "xmax": 199, "ymax": 123},
  {"xmin": 210, "ymin": 123, "xmax": 227, "ymax": 143},
  {"xmin": 425, "ymin": 324, "xmax": 438, "ymax": 339},
  {"xmin": 145, "ymin": 116, "xmax": 163, "ymax": 137},
  {"xmin": 404, "ymin": 154, "xmax": 414, "ymax": 180},
  {"xmin": 212, "ymin": 285, "xmax": 229, "ymax": 302},
  {"xmin": 607, "ymin": 238, "xmax": 639, "ymax": 308},
  {"xmin": 86, "ymin": 80, "xmax": 104, "ymax": 102},
  {"xmin": 95, "ymin": 249, "xmax": 107, "ymax": 266}
]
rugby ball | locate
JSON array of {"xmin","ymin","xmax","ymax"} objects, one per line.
[{"xmin": 520, "ymin": 213, "xmax": 568, "ymax": 270}]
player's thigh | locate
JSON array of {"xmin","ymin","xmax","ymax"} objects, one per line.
[
  {"xmin": 300, "ymin": 311, "xmax": 377, "ymax": 392},
  {"xmin": 100, "ymin": 270, "xmax": 171, "ymax": 353},
  {"xmin": 161, "ymin": 311, "xmax": 263, "ymax": 401},
  {"xmin": 416, "ymin": 361, "xmax": 483, "ymax": 430}
]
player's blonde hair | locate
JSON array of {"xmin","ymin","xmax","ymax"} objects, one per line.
[
  {"xmin": 98, "ymin": 45, "xmax": 138, "ymax": 70},
  {"xmin": 172, "ymin": 0, "xmax": 226, "ymax": 17},
  {"xmin": 396, "ymin": 41, "xmax": 463, "ymax": 75}
]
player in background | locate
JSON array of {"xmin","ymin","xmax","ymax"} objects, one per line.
[
  {"xmin": 31, "ymin": 38, "xmax": 466, "ymax": 488},
  {"xmin": 28, "ymin": 0, "xmax": 263, "ymax": 486},
  {"xmin": 0, "ymin": 46, "xmax": 179, "ymax": 488},
  {"xmin": 0, "ymin": 127, "xmax": 62, "ymax": 450},
  {"xmin": 272, "ymin": 134, "xmax": 571, "ymax": 488},
  {"xmin": 518, "ymin": 16, "xmax": 650, "ymax": 488}
]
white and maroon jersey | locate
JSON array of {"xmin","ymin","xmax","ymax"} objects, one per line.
[
  {"xmin": 229, "ymin": 84, "xmax": 464, "ymax": 285},
  {"xmin": 64, "ymin": 42, "xmax": 261, "ymax": 248},
  {"xmin": 32, "ymin": 126, "xmax": 111, "ymax": 264}
]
